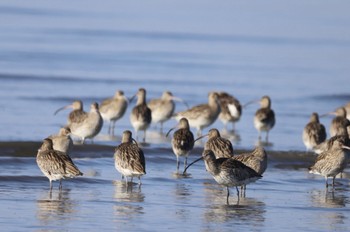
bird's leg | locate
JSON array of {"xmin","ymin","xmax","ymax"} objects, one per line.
[
  {"xmin": 176, "ymin": 156, "xmax": 180, "ymax": 173},
  {"xmin": 184, "ymin": 157, "xmax": 188, "ymax": 172},
  {"xmin": 59, "ymin": 180, "xmax": 62, "ymax": 190},
  {"xmin": 108, "ymin": 121, "xmax": 112, "ymax": 135},
  {"xmin": 236, "ymin": 186, "xmax": 240, "ymax": 197},
  {"xmin": 332, "ymin": 176, "xmax": 336, "ymax": 188},
  {"xmin": 112, "ymin": 121, "xmax": 116, "ymax": 136},
  {"xmin": 266, "ymin": 131, "xmax": 269, "ymax": 143},
  {"xmin": 138, "ymin": 177, "xmax": 142, "ymax": 186},
  {"xmin": 325, "ymin": 176, "xmax": 329, "ymax": 188},
  {"xmin": 49, "ymin": 180, "xmax": 53, "ymax": 191},
  {"xmin": 143, "ymin": 130, "xmax": 146, "ymax": 143},
  {"xmin": 226, "ymin": 187, "xmax": 230, "ymax": 205}
]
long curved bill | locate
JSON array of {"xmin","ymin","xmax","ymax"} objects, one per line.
[
  {"xmin": 183, "ymin": 156, "xmax": 203, "ymax": 174},
  {"xmin": 243, "ymin": 99, "xmax": 259, "ymax": 108},
  {"xmin": 132, "ymin": 138, "xmax": 139, "ymax": 146},
  {"xmin": 165, "ymin": 127, "xmax": 176, "ymax": 137},
  {"xmin": 172, "ymin": 96, "xmax": 190, "ymax": 109},
  {"xmin": 194, "ymin": 133, "xmax": 209, "ymax": 143},
  {"xmin": 342, "ymin": 145, "xmax": 350, "ymax": 150},
  {"xmin": 128, "ymin": 94, "xmax": 136, "ymax": 103},
  {"xmin": 320, "ymin": 112, "xmax": 336, "ymax": 118},
  {"xmin": 54, "ymin": 104, "xmax": 73, "ymax": 115}
]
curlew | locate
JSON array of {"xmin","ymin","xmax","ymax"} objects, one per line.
[
  {"xmin": 49, "ymin": 126, "xmax": 74, "ymax": 155},
  {"xmin": 130, "ymin": 88, "xmax": 152, "ymax": 142},
  {"xmin": 114, "ymin": 130, "xmax": 146, "ymax": 185},
  {"xmin": 302, "ymin": 112, "xmax": 327, "ymax": 151},
  {"xmin": 322, "ymin": 107, "xmax": 350, "ymax": 137},
  {"xmin": 309, "ymin": 136, "xmax": 350, "ymax": 188},
  {"xmin": 196, "ymin": 150, "xmax": 261, "ymax": 204},
  {"xmin": 36, "ymin": 138, "xmax": 83, "ymax": 190},
  {"xmin": 246, "ymin": 95, "xmax": 275, "ymax": 142},
  {"xmin": 148, "ymin": 91, "xmax": 188, "ymax": 133},
  {"xmin": 216, "ymin": 92, "xmax": 242, "ymax": 131},
  {"xmin": 99, "ymin": 90, "xmax": 128, "ymax": 136},
  {"xmin": 232, "ymin": 146, "xmax": 267, "ymax": 176},
  {"xmin": 55, "ymin": 101, "xmax": 103, "ymax": 144},
  {"xmin": 195, "ymin": 128, "xmax": 233, "ymax": 158},
  {"xmin": 166, "ymin": 118, "xmax": 195, "ymax": 173},
  {"xmin": 173, "ymin": 92, "xmax": 221, "ymax": 136}
]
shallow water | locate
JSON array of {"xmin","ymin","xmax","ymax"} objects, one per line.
[
  {"xmin": 1, "ymin": 0, "xmax": 350, "ymax": 231},
  {"xmin": 0, "ymin": 143, "xmax": 350, "ymax": 231}
]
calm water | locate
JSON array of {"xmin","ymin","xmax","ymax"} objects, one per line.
[{"xmin": 0, "ymin": 0, "xmax": 350, "ymax": 231}]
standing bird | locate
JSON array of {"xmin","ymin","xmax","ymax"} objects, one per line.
[
  {"xmin": 147, "ymin": 91, "xmax": 188, "ymax": 133},
  {"xmin": 36, "ymin": 138, "xmax": 83, "ymax": 190},
  {"xmin": 173, "ymin": 92, "xmax": 221, "ymax": 136},
  {"xmin": 246, "ymin": 95, "xmax": 275, "ymax": 142},
  {"xmin": 323, "ymin": 107, "xmax": 350, "ymax": 137},
  {"xmin": 216, "ymin": 92, "xmax": 242, "ymax": 131},
  {"xmin": 309, "ymin": 136, "xmax": 350, "ymax": 188},
  {"xmin": 302, "ymin": 112, "xmax": 327, "ymax": 151},
  {"xmin": 49, "ymin": 126, "xmax": 74, "ymax": 155},
  {"xmin": 232, "ymin": 146, "xmax": 267, "ymax": 176},
  {"xmin": 195, "ymin": 128, "xmax": 234, "ymax": 158},
  {"xmin": 202, "ymin": 150, "xmax": 261, "ymax": 205},
  {"xmin": 344, "ymin": 102, "xmax": 350, "ymax": 121},
  {"xmin": 55, "ymin": 101, "xmax": 103, "ymax": 144},
  {"xmin": 166, "ymin": 118, "xmax": 195, "ymax": 173},
  {"xmin": 99, "ymin": 90, "xmax": 128, "ymax": 136},
  {"xmin": 130, "ymin": 88, "xmax": 152, "ymax": 142},
  {"xmin": 114, "ymin": 130, "xmax": 146, "ymax": 185}
]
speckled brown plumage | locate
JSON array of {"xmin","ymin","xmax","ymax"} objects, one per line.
[
  {"xmin": 202, "ymin": 150, "xmax": 262, "ymax": 205},
  {"xmin": 148, "ymin": 91, "xmax": 185, "ymax": 132},
  {"xmin": 114, "ymin": 130, "xmax": 146, "ymax": 185},
  {"xmin": 303, "ymin": 112, "xmax": 326, "ymax": 150},
  {"xmin": 203, "ymin": 128, "xmax": 233, "ymax": 158},
  {"xmin": 36, "ymin": 138, "xmax": 82, "ymax": 190},
  {"xmin": 170, "ymin": 118, "xmax": 195, "ymax": 172},
  {"xmin": 49, "ymin": 126, "xmax": 73, "ymax": 155},
  {"xmin": 173, "ymin": 92, "xmax": 220, "ymax": 136},
  {"xmin": 130, "ymin": 88, "xmax": 152, "ymax": 142},
  {"xmin": 217, "ymin": 92, "xmax": 242, "ymax": 130},
  {"xmin": 232, "ymin": 146, "xmax": 267, "ymax": 175},
  {"xmin": 309, "ymin": 135, "xmax": 350, "ymax": 188},
  {"xmin": 100, "ymin": 90, "xmax": 128, "ymax": 135},
  {"xmin": 254, "ymin": 95, "xmax": 275, "ymax": 142},
  {"xmin": 55, "ymin": 101, "xmax": 103, "ymax": 143},
  {"xmin": 330, "ymin": 107, "xmax": 350, "ymax": 137}
]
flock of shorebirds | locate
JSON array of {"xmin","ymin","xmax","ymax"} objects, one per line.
[{"xmin": 36, "ymin": 88, "xmax": 350, "ymax": 204}]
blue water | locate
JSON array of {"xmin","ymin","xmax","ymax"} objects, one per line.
[{"xmin": 1, "ymin": 1, "xmax": 350, "ymax": 231}]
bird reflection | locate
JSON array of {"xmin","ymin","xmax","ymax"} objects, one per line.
[
  {"xmin": 309, "ymin": 189, "xmax": 348, "ymax": 229},
  {"xmin": 173, "ymin": 183, "xmax": 192, "ymax": 221},
  {"xmin": 255, "ymin": 139, "xmax": 273, "ymax": 148},
  {"xmin": 113, "ymin": 180, "xmax": 145, "ymax": 203},
  {"xmin": 113, "ymin": 180, "xmax": 145, "ymax": 219},
  {"xmin": 310, "ymin": 188, "xmax": 347, "ymax": 208},
  {"xmin": 36, "ymin": 189, "xmax": 77, "ymax": 226},
  {"xmin": 203, "ymin": 182, "xmax": 266, "ymax": 225}
]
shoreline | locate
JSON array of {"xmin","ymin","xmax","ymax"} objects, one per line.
[{"xmin": 0, "ymin": 140, "xmax": 315, "ymax": 163}]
